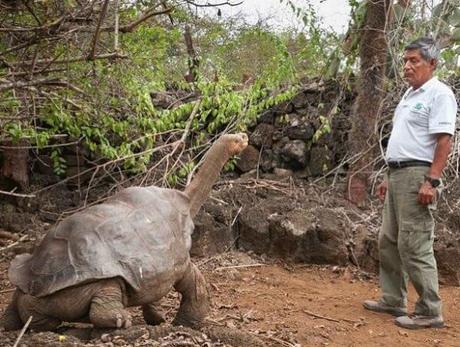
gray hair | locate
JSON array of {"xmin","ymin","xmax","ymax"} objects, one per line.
[{"xmin": 405, "ymin": 37, "xmax": 440, "ymax": 62}]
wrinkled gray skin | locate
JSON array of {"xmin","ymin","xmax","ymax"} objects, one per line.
[{"xmin": 0, "ymin": 133, "xmax": 248, "ymax": 332}]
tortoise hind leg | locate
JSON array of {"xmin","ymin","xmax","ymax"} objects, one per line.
[
  {"xmin": 173, "ymin": 262, "xmax": 210, "ymax": 328},
  {"xmin": 15, "ymin": 291, "xmax": 61, "ymax": 331},
  {"xmin": 89, "ymin": 278, "xmax": 132, "ymax": 329},
  {"xmin": 0, "ymin": 290, "xmax": 23, "ymax": 331},
  {"xmin": 142, "ymin": 303, "xmax": 165, "ymax": 325}
]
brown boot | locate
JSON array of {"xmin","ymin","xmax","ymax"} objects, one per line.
[{"xmin": 363, "ymin": 300, "xmax": 407, "ymax": 317}]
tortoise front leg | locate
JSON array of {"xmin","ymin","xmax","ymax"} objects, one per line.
[
  {"xmin": 172, "ymin": 262, "xmax": 210, "ymax": 328},
  {"xmin": 89, "ymin": 279, "xmax": 132, "ymax": 329}
]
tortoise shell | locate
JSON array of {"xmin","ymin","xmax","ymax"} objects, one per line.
[{"xmin": 9, "ymin": 186, "xmax": 193, "ymax": 297}]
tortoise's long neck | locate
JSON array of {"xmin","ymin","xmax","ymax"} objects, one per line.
[{"xmin": 184, "ymin": 139, "xmax": 230, "ymax": 218}]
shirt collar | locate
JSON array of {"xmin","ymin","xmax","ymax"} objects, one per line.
[
  {"xmin": 407, "ymin": 76, "xmax": 437, "ymax": 94},
  {"xmin": 418, "ymin": 76, "xmax": 437, "ymax": 91}
]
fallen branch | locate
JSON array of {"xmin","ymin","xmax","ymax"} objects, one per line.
[
  {"xmin": 0, "ymin": 189, "xmax": 36, "ymax": 198},
  {"xmin": 13, "ymin": 315, "xmax": 33, "ymax": 347},
  {"xmin": 302, "ymin": 309, "xmax": 359, "ymax": 324},
  {"xmin": 215, "ymin": 263, "xmax": 266, "ymax": 271},
  {"xmin": 0, "ymin": 230, "xmax": 20, "ymax": 241},
  {"xmin": 0, "ymin": 235, "xmax": 28, "ymax": 253},
  {"xmin": 0, "ymin": 288, "xmax": 16, "ymax": 294},
  {"xmin": 265, "ymin": 335, "xmax": 298, "ymax": 347}
]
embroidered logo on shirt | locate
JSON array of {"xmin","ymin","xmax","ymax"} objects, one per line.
[{"xmin": 414, "ymin": 102, "xmax": 423, "ymax": 110}]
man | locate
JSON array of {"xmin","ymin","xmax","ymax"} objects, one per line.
[{"xmin": 363, "ymin": 37, "xmax": 458, "ymax": 329}]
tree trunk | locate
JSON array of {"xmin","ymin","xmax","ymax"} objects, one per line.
[
  {"xmin": 346, "ymin": 0, "xmax": 392, "ymax": 206},
  {"xmin": 183, "ymin": 25, "xmax": 199, "ymax": 83},
  {"xmin": 0, "ymin": 140, "xmax": 29, "ymax": 190}
]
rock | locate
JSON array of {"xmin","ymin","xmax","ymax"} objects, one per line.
[
  {"xmin": 291, "ymin": 91, "xmax": 309, "ymax": 109},
  {"xmin": 268, "ymin": 208, "xmax": 350, "ymax": 264},
  {"xmin": 259, "ymin": 149, "xmax": 278, "ymax": 172},
  {"xmin": 191, "ymin": 203, "xmax": 235, "ymax": 257},
  {"xmin": 36, "ymin": 155, "xmax": 54, "ymax": 176},
  {"xmin": 433, "ymin": 225, "xmax": 460, "ymax": 286},
  {"xmin": 235, "ymin": 145, "xmax": 260, "ymax": 173},
  {"xmin": 250, "ymin": 123, "xmax": 275, "ymax": 148},
  {"xmin": 240, "ymin": 169, "xmax": 258, "ymax": 179},
  {"xmin": 238, "ymin": 199, "xmax": 351, "ymax": 265},
  {"xmin": 286, "ymin": 123, "xmax": 315, "ymax": 141},
  {"xmin": 274, "ymin": 101, "xmax": 294, "ymax": 115},
  {"xmin": 238, "ymin": 198, "xmax": 290, "ymax": 254},
  {"xmin": 0, "ymin": 203, "xmax": 34, "ymax": 233},
  {"xmin": 353, "ymin": 226, "xmax": 379, "ymax": 273},
  {"xmin": 273, "ymin": 168, "xmax": 293, "ymax": 178},
  {"xmin": 258, "ymin": 110, "xmax": 275, "ymax": 124},
  {"xmin": 309, "ymin": 146, "xmax": 333, "ymax": 176},
  {"xmin": 280, "ymin": 140, "xmax": 307, "ymax": 168}
]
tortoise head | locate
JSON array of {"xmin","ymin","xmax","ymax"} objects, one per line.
[{"xmin": 222, "ymin": 133, "xmax": 248, "ymax": 156}]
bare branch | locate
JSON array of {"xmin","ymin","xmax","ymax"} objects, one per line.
[
  {"xmin": 0, "ymin": 78, "xmax": 86, "ymax": 93},
  {"xmin": 90, "ymin": 0, "xmax": 110, "ymax": 61},
  {"xmin": 0, "ymin": 16, "xmax": 65, "ymax": 32},
  {"xmin": 119, "ymin": 7, "xmax": 173, "ymax": 33},
  {"xmin": 8, "ymin": 52, "xmax": 127, "ymax": 68},
  {"xmin": 182, "ymin": 0, "xmax": 243, "ymax": 7},
  {"xmin": 0, "ymin": 189, "xmax": 36, "ymax": 198}
]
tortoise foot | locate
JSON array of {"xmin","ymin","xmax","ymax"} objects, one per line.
[{"xmin": 90, "ymin": 305, "xmax": 132, "ymax": 329}]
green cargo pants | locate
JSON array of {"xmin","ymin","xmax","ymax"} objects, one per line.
[{"xmin": 379, "ymin": 166, "xmax": 442, "ymax": 316}]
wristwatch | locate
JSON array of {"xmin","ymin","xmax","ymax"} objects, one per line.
[{"xmin": 424, "ymin": 175, "xmax": 441, "ymax": 188}]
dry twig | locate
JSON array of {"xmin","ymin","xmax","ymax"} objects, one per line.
[
  {"xmin": 303, "ymin": 309, "xmax": 359, "ymax": 324},
  {"xmin": 13, "ymin": 316, "xmax": 33, "ymax": 347}
]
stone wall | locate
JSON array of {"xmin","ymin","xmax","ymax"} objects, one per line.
[{"xmin": 236, "ymin": 81, "xmax": 355, "ymax": 179}]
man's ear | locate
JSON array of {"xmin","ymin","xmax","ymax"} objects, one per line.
[{"xmin": 430, "ymin": 59, "xmax": 437, "ymax": 70}]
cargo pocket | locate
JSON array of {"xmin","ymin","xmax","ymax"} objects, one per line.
[{"xmin": 399, "ymin": 220, "xmax": 434, "ymax": 257}]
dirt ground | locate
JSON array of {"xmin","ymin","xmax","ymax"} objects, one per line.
[{"xmin": 1, "ymin": 251, "xmax": 459, "ymax": 347}]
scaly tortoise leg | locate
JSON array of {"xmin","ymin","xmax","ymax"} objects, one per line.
[
  {"xmin": 172, "ymin": 262, "xmax": 210, "ymax": 328},
  {"xmin": 15, "ymin": 290, "xmax": 61, "ymax": 332},
  {"xmin": 142, "ymin": 303, "xmax": 165, "ymax": 325},
  {"xmin": 89, "ymin": 279, "xmax": 132, "ymax": 329},
  {"xmin": 0, "ymin": 289, "xmax": 24, "ymax": 331}
]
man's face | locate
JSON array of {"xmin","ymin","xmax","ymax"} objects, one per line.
[{"xmin": 403, "ymin": 49, "xmax": 436, "ymax": 89}]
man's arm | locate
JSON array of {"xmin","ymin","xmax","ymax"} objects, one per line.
[
  {"xmin": 418, "ymin": 133, "xmax": 452, "ymax": 205},
  {"xmin": 428, "ymin": 133, "xmax": 452, "ymax": 178}
]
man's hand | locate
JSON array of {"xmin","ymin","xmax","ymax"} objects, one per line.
[
  {"xmin": 376, "ymin": 180, "xmax": 388, "ymax": 202},
  {"xmin": 418, "ymin": 181, "xmax": 436, "ymax": 205}
]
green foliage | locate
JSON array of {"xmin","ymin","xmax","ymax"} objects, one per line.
[
  {"xmin": 50, "ymin": 148, "xmax": 67, "ymax": 176},
  {"xmin": 1, "ymin": 0, "xmax": 457, "ymax": 183},
  {"xmin": 312, "ymin": 116, "xmax": 332, "ymax": 143}
]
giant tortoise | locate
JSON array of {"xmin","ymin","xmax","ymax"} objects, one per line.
[{"xmin": 0, "ymin": 133, "xmax": 248, "ymax": 332}]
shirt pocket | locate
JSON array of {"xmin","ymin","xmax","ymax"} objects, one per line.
[{"xmin": 408, "ymin": 106, "xmax": 429, "ymax": 127}]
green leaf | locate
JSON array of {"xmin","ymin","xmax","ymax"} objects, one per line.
[{"xmin": 452, "ymin": 27, "xmax": 460, "ymax": 42}]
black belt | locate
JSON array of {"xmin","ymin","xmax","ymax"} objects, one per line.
[{"xmin": 387, "ymin": 160, "xmax": 431, "ymax": 169}]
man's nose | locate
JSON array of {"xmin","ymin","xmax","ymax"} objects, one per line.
[{"xmin": 404, "ymin": 61, "xmax": 411, "ymax": 70}]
